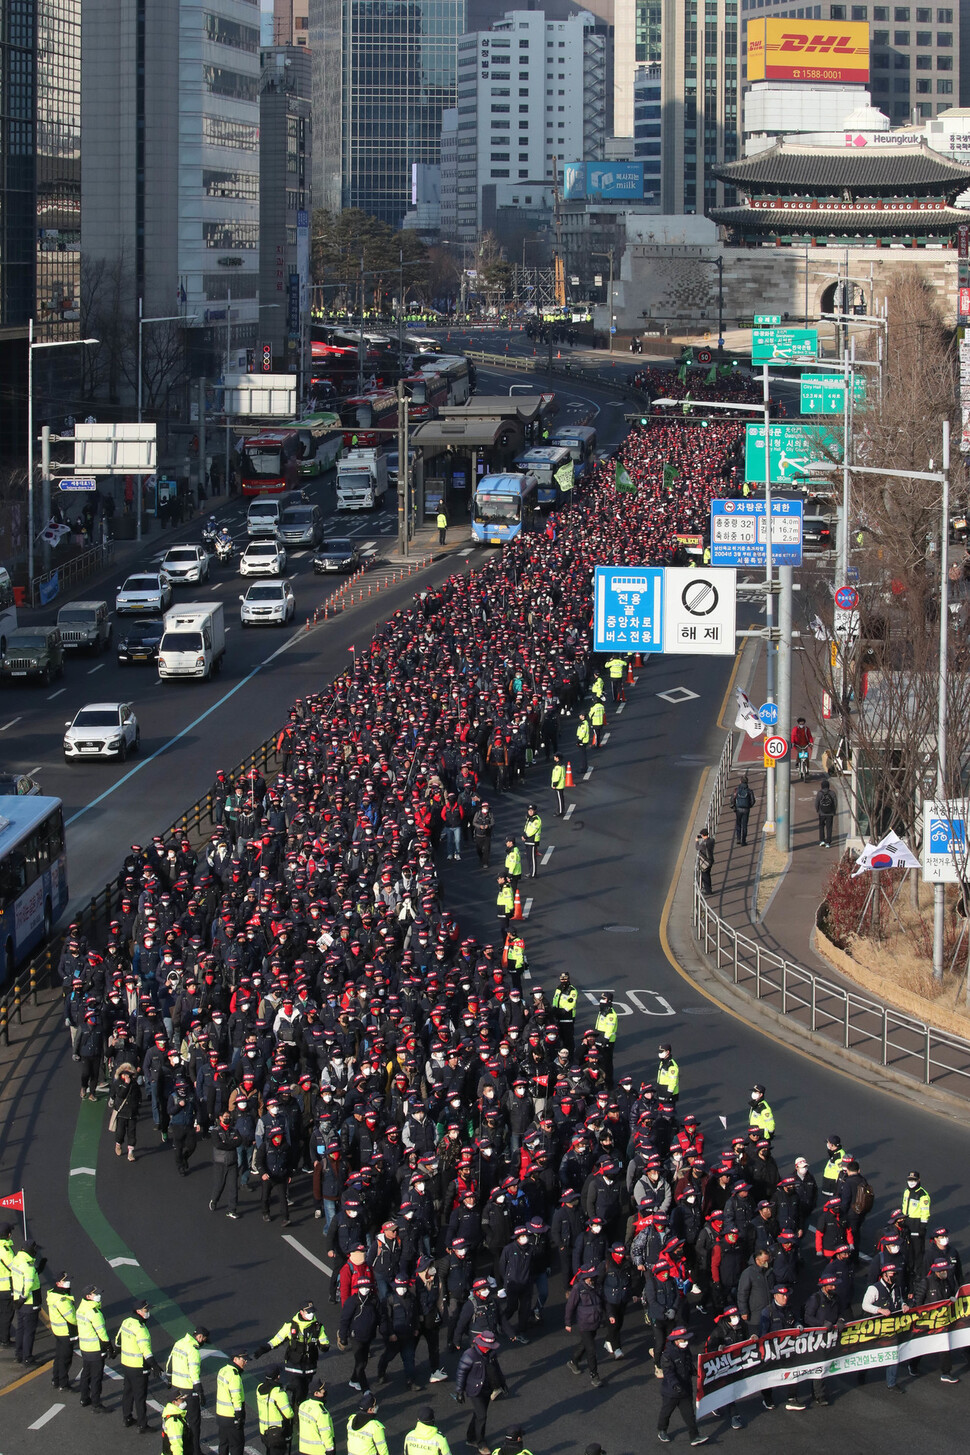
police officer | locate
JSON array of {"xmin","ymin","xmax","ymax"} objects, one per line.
[
  {"xmin": 491, "ymin": 1426, "xmax": 531, "ymax": 1455},
  {"xmin": 11, "ymin": 1238, "xmax": 45, "ymax": 1365},
  {"xmin": 522, "ymin": 807, "xmax": 542, "ymax": 879},
  {"xmin": 901, "ymin": 1171, "xmax": 931, "ymax": 1259},
  {"xmin": 162, "ymin": 1390, "xmax": 189, "ymax": 1455},
  {"xmin": 575, "ymin": 712, "xmax": 591, "ymax": 775},
  {"xmin": 504, "ymin": 839, "xmax": 522, "ymax": 893},
  {"xmin": 748, "ymin": 1085, "xmax": 775, "ymax": 1140},
  {"xmin": 47, "ymin": 1272, "xmax": 77, "ymax": 1391},
  {"xmin": 77, "ymin": 1284, "xmax": 111, "ymax": 1411},
  {"xmin": 604, "ymin": 655, "xmax": 627, "ymax": 703},
  {"xmin": 167, "ymin": 1326, "xmax": 209, "ymax": 1455},
  {"xmin": 594, "ymin": 994, "xmax": 618, "ymax": 1086},
  {"xmin": 552, "ymin": 973, "xmax": 577, "ymax": 1058},
  {"xmin": 404, "ymin": 1405, "xmax": 451, "ymax": 1455},
  {"xmin": 0, "ymin": 1222, "xmax": 15, "ymax": 1347},
  {"xmin": 118, "ymin": 1298, "xmax": 156, "ymax": 1430},
  {"xmin": 215, "ymin": 1351, "xmax": 248, "ymax": 1455},
  {"xmin": 297, "ymin": 1381, "xmax": 335, "ymax": 1455},
  {"xmin": 551, "ymin": 754, "xmax": 567, "ymax": 817},
  {"xmin": 437, "ymin": 511, "xmax": 448, "ymax": 546},
  {"xmin": 657, "ymin": 1044, "xmax": 679, "ymax": 1105},
  {"xmin": 256, "ymin": 1365, "xmax": 295, "ymax": 1455},
  {"xmin": 254, "ymin": 1300, "xmax": 328, "ymax": 1407},
  {"xmin": 588, "ymin": 697, "xmax": 606, "ymax": 746},
  {"xmin": 496, "ymin": 875, "xmax": 515, "ymax": 928},
  {"xmin": 347, "ymin": 1392, "xmax": 388, "ymax": 1455}
]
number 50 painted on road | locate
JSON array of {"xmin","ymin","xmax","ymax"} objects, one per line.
[{"xmin": 584, "ymin": 989, "xmax": 675, "ymax": 1017}]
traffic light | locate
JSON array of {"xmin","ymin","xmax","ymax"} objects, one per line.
[
  {"xmin": 246, "ymin": 347, "xmax": 257, "ymax": 373},
  {"xmin": 261, "ymin": 343, "xmax": 273, "ymax": 372}
]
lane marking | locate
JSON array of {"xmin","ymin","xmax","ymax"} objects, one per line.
[
  {"xmin": 87, "ymin": 663, "xmax": 104, "ymax": 674},
  {"xmin": 564, "ymin": 803, "xmax": 575, "ymax": 820},
  {"xmin": 583, "ymin": 768, "xmax": 593, "ymax": 781},
  {"xmin": 282, "ymin": 1233, "xmax": 333, "ymax": 1276},
  {"xmin": 70, "ymin": 1166, "xmax": 96, "ymax": 1176},
  {"xmin": 616, "ymin": 703, "xmax": 625, "ymax": 714},
  {"xmin": 601, "ymin": 732, "xmax": 611, "ymax": 745},
  {"xmin": 458, "ymin": 548, "xmax": 473, "ymax": 556},
  {"xmin": 108, "ymin": 1255, "xmax": 140, "ymax": 1268},
  {"xmin": 656, "ymin": 687, "xmax": 699, "ymax": 704},
  {"xmin": 522, "ymin": 897, "xmax": 533, "ymax": 918},
  {"xmin": 28, "ymin": 1404, "xmax": 64, "ymax": 1429},
  {"xmin": 47, "ymin": 688, "xmax": 65, "ymax": 700},
  {"xmin": 541, "ymin": 846, "xmax": 554, "ymax": 866},
  {"xmin": 0, "ymin": 718, "xmax": 22, "ymax": 731},
  {"xmin": 29, "ymin": 766, "xmax": 41, "ymax": 775}
]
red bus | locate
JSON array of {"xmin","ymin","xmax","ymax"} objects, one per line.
[
  {"xmin": 339, "ymin": 390, "xmax": 397, "ymax": 449},
  {"xmin": 239, "ymin": 429, "xmax": 302, "ymax": 496},
  {"xmin": 405, "ymin": 370, "xmax": 449, "ymax": 420},
  {"xmin": 311, "ymin": 341, "xmax": 359, "ymax": 395}
]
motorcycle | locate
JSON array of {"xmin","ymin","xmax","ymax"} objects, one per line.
[
  {"xmin": 215, "ymin": 533, "xmax": 234, "ymax": 563},
  {"xmin": 201, "ymin": 524, "xmax": 218, "ymax": 554},
  {"xmin": 797, "ymin": 746, "xmax": 810, "ymax": 782}
]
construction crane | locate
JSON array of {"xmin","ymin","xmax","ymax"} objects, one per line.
[{"xmin": 551, "ymin": 155, "xmax": 566, "ymax": 309}]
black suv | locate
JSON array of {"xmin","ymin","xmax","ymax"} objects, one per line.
[{"xmin": 117, "ymin": 617, "xmax": 165, "ymax": 665}]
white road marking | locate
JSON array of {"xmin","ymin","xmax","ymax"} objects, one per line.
[
  {"xmin": 656, "ymin": 687, "xmax": 700, "ymax": 704},
  {"xmin": 28, "ymin": 1405, "xmax": 63, "ymax": 1430},
  {"xmin": 282, "ymin": 1233, "xmax": 333, "ymax": 1277},
  {"xmin": 523, "ymin": 897, "xmax": 534, "ymax": 918},
  {"xmin": 87, "ymin": 663, "xmax": 104, "ymax": 674},
  {"xmin": 616, "ymin": 703, "xmax": 625, "ymax": 714},
  {"xmin": 541, "ymin": 846, "xmax": 554, "ymax": 865},
  {"xmin": 564, "ymin": 803, "xmax": 575, "ymax": 820},
  {"xmin": 70, "ymin": 1166, "xmax": 96, "ymax": 1176},
  {"xmin": 458, "ymin": 548, "xmax": 473, "ymax": 556},
  {"xmin": 0, "ymin": 718, "xmax": 22, "ymax": 731},
  {"xmin": 583, "ymin": 768, "xmax": 593, "ymax": 781},
  {"xmin": 601, "ymin": 732, "xmax": 611, "ymax": 745},
  {"xmin": 108, "ymin": 1256, "xmax": 139, "ymax": 1268},
  {"xmin": 29, "ymin": 766, "xmax": 41, "ymax": 775},
  {"xmin": 47, "ymin": 688, "xmax": 65, "ymax": 700}
]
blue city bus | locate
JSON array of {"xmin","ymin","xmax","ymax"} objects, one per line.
[
  {"xmin": 547, "ymin": 424, "xmax": 597, "ymax": 482},
  {"xmin": 471, "ymin": 473, "xmax": 538, "ymax": 545},
  {"xmin": 0, "ymin": 796, "xmax": 68, "ymax": 982},
  {"xmin": 512, "ymin": 446, "xmax": 572, "ymax": 511}
]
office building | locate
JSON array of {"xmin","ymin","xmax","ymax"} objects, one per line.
[
  {"xmin": 310, "ymin": 0, "xmax": 464, "ymax": 226},
  {"xmin": 273, "ymin": 0, "xmax": 310, "ymax": 44},
  {"xmin": 82, "ymin": 0, "xmax": 262, "ymax": 377},
  {"xmin": 633, "ymin": 62, "xmax": 662, "ymax": 193},
  {"xmin": 441, "ymin": 8, "xmax": 608, "ymax": 243},
  {"xmin": 259, "ymin": 45, "xmax": 312, "ymax": 383}
]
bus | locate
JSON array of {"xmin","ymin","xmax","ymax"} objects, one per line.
[
  {"xmin": 548, "ymin": 423, "xmax": 597, "ymax": 481},
  {"xmin": 513, "ymin": 446, "xmax": 573, "ymax": 510},
  {"xmin": 310, "ymin": 340, "xmax": 360, "ymax": 395},
  {"xmin": 239, "ymin": 430, "xmax": 302, "ymax": 497},
  {"xmin": 426, "ymin": 355, "xmax": 472, "ymax": 405},
  {"xmin": 0, "ymin": 796, "xmax": 68, "ymax": 981},
  {"xmin": 405, "ymin": 370, "xmax": 450, "ymax": 420},
  {"xmin": 471, "ymin": 472, "xmax": 538, "ymax": 545},
  {"xmin": 339, "ymin": 390, "xmax": 398, "ymax": 449},
  {"xmin": 289, "ymin": 412, "xmax": 344, "ymax": 476},
  {"xmin": 0, "ymin": 567, "xmax": 17, "ymax": 656}
]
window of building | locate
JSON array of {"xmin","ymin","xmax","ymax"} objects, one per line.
[
  {"xmin": 491, "ymin": 103, "xmax": 509, "ymax": 111},
  {"xmin": 916, "ymin": 29, "xmax": 931, "ymax": 41},
  {"xmin": 916, "ymin": 53, "xmax": 932, "ymax": 65},
  {"xmin": 916, "ymin": 76, "xmax": 931, "ymax": 89},
  {"xmin": 873, "ymin": 29, "xmax": 889, "ymax": 40},
  {"xmin": 937, "ymin": 29, "xmax": 952, "ymax": 42},
  {"xmin": 519, "ymin": 152, "xmax": 528, "ymax": 160},
  {"xmin": 519, "ymin": 87, "xmax": 529, "ymax": 95},
  {"xmin": 937, "ymin": 6, "xmax": 952, "ymax": 17},
  {"xmin": 204, "ymin": 13, "xmax": 259, "ymax": 51},
  {"xmin": 519, "ymin": 71, "xmax": 529, "ymax": 79},
  {"xmin": 872, "ymin": 75, "xmax": 889, "ymax": 88},
  {"xmin": 519, "ymin": 37, "xmax": 528, "ymax": 46},
  {"xmin": 916, "ymin": 4, "xmax": 931, "ymax": 13},
  {"xmin": 894, "ymin": 29, "xmax": 910, "ymax": 40},
  {"xmin": 830, "ymin": 4, "xmax": 846, "ymax": 14},
  {"xmin": 894, "ymin": 50, "xmax": 910, "ymax": 64},
  {"xmin": 894, "ymin": 75, "xmax": 910, "ymax": 89},
  {"xmin": 894, "ymin": 5, "xmax": 910, "ymax": 15},
  {"xmin": 518, "ymin": 168, "xmax": 528, "ymax": 176},
  {"xmin": 492, "ymin": 119, "xmax": 510, "ymax": 128},
  {"xmin": 490, "ymin": 152, "xmax": 510, "ymax": 160},
  {"xmin": 938, "ymin": 53, "xmax": 952, "ymax": 67},
  {"xmin": 491, "ymin": 169, "xmax": 509, "ymax": 177},
  {"xmin": 203, "ymin": 220, "xmax": 258, "ymax": 249},
  {"xmin": 203, "ymin": 65, "xmax": 258, "ymax": 102},
  {"xmin": 851, "ymin": 3, "xmax": 867, "ymax": 13},
  {"xmin": 874, "ymin": 3, "xmax": 888, "ymax": 12},
  {"xmin": 490, "ymin": 86, "xmax": 510, "ymax": 95},
  {"xmin": 203, "ymin": 116, "xmax": 258, "ymax": 150},
  {"xmin": 938, "ymin": 76, "xmax": 953, "ymax": 89},
  {"xmin": 873, "ymin": 50, "xmax": 890, "ymax": 64}
]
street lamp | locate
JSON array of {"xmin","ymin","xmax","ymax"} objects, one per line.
[
  {"xmin": 136, "ymin": 299, "xmax": 198, "ymax": 541},
  {"xmin": 27, "ymin": 319, "xmax": 99, "ymax": 592},
  {"xmin": 222, "ymin": 294, "xmax": 280, "ymax": 497},
  {"xmin": 592, "ymin": 249, "xmax": 615, "ymax": 353}
]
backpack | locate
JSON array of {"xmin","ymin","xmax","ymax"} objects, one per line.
[
  {"xmin": 817, "ymin": 789, "xmax": 836, "ymax": 815},
  {"xmin": 735, "ymin": 785, "xmax": 753, "ymax": 811},
  {"xmin": 851, "ymin": 1177, "xmax": 875, "ymax": 1217}
]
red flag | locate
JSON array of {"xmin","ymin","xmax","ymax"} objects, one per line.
[{"xmin": 0, "ymin": 1189, "xmax": 24, "ymax": 1212}]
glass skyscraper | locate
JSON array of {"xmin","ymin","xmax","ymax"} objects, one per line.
[{"xmin": 311, "ymin": 0, "xmax": 465, "ymax": 226}]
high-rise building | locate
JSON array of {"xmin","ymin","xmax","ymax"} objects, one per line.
[
  {"xmin": 633, "ymin": 61, "xmax": 662, "ymax": 196},
  {"xmin": 259, "ymin": 45, "xmax": 312, "ymax": 383},
  {"xmin": 310, "ymin": 0, "xmax": 465, "ymax": 226},
  {"xmin": 273, "ymin": 0, "xmax": 310, "ymax": 44},
  {"xmin": 82, "ymin": 0, "xmax": 262, "ymax": 378},
  {"xmin": 440, "ymin": 8, "xmax": 608, "ymax": 242}
]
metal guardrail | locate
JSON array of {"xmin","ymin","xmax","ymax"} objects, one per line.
[
  {"xmin": 692, "ymin": 732, "xmax": 970, "ymax": 1099},
  {"xmin": 30, "ymin": 542, "xmax": 114, "ymax": 607},
  {"xmin": 467, "ymin": 349, "xmax": 653, "ymax": 412}
]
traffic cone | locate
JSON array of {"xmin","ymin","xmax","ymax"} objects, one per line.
[
  {"xmin": 634, "ymin": 652, "xmax": 643, "ymax": 668},
  {"xmin": 564, "ymin": 760, "xmax": 575, "ymax": 788},
  {"xmin": 513, "ymin": 888, "xmax": 523, "ymax": 920},
  {"xmin": 627, "ymin": 661, "xmax": 635, "ymax": 685},
  {"xmin": 502, "ymin": 932, "xmax": 511, "ymax": 968}
]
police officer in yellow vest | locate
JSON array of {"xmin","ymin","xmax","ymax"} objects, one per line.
[
  {"xmin": 588, "ymin": 698, "xmax": 606, "ymax": 746},
  {"xmin": 11, "ymin": 1238, "xmax": 44, "ymax": 1365},
  {"xmin": 748, "ymin": 1084, "xmax": 775, "ymax": 1140},
  {"xmin": 702, "ymin": 544, "xmax": 711, "ymax": 565},
  {"xmin": 405, "ymin": 1405, "xmax": 451, "ymax": 1455},
  {"xmin": 575, "ymin": 712, "xmax": 591, "ymax": 774},
  {"xmin": 594, "ymin": 993, "xmax": 618, "ymax": 1085},
  {"xmin": 437, "ymin": 511, "xmax": 448, "ymax": 546},
  {"xmin": 347, "ymin": 1392, "xmax": 388, "ymax": 1455},
  {"xmin": 256, "ymin": 1365, "xmax": 294, "ymax": 1455},
  {"xmin": 821, "ymin": 1136, "xmax": 846, "ymax": 1198},
  {"xmin": 119, "ymin": 1297, "xmax": 157, "ymax": 1431},
  {"xmin": 77, "ymin": 1283, "xmax": 110, "ymax": 1410},
  {"xmin": 216, "ymin": 1350, "xmax": 249, "ymax": 1455},
  {"xmin": 496, "ymin": 874, "xmax": 515, "ymax": 927},
  {"xmin": 657, "ymin": 1043, "xmax": 680, "ymax": 1104},
  {"xmin": 552, "ymin": 973, "xmax": 577, "ymax": 1057},
  {"xmin": 901, "ymin": 1170, "xmax": 932, "ymax": 1258},
  {"xmin": 254, "ymin": 1300, "xmax": 328, "ymax": 1407},
  {"xmin": 604, "ymin": 655, "xmax": 627, "ymax": 703},
  {"xmin": 590, "ymin": 672, "xmax": 605, "ymax": 702},
  {"xmin": 506, "ymin": 933, "xmax": 527, "ymax": 978},
  {"xmin": 491, "ymin": 1425, "xmax": 532, "ymax": 1455},
  {"xmin": 47, "ymin": 1271, "xmax": 77, "ymax": 1390},
  {"xmin": 298, "ymin": 1382, "xmax": 335, "ymax": 1455},
  {"xmin": 162, "ymin": 1390, "xmax": 189, "ymax": 1455},
  {"xmin": 504, "ymin": 839, "xmax": 522, "ymax": 892},
  {"xmin": 167, "ymin": 1326, "xmax": 209, "ymax": 1455},
  {"xmin": 551, "ymin": 754, "xmax": 567, "ymax": 817},
  {"xmin": 522, "ymin": 806, "xmax": 542, "ymax": 878},
  {"xmin": 0, "ymin": 1222, "xmax": 15, "ymax": 1347}
]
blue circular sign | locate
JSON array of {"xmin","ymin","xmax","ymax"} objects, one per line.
[
  {"xmin": 759, "ymin": 702, "xmax": 779, "ymax": 726},
  {"xmin": 834, "ymin": 585, "xmax": 859, "ymax": 611}
]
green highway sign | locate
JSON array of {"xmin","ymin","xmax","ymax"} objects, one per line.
[
  {"xmin": 753, "ymin": 314, "xmax": 781, "ymax": 326},
  {"xmin": 800, "ymin": 374, "xmax": 868, "ymax": 414},
  {"xmin": 752, "ymin": 327, "xmax": 818, "ymax": 363},
  {"xmin": 745, "ymin": 422, "xmax": 840, "ymax": 483}
]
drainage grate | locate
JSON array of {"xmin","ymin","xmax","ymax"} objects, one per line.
[
  {"xmin": 681, "ymin": 1005, "xmax": 723, "ymax": 1015},
  {"xmin": 602, "ymin": 924, "xmax": 639, "ymax": 933}
]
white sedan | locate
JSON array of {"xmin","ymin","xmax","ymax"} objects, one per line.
[
  {"xmin": 116, "ymin": 572, "xmax": 172, "ymax": 614},
  {"xmin": 240, "ymin": 540, "xmax": 287, "ymax": 577},
  {"xmin": 161, "ymin": 544, "xmax": 209, "ymax": 584},
  {"xmin": 240, "ymin": 578, "xmax": 295, "ymax": 626},
  {"xmin": 64, "ymin": 702, "xmax": 140, "ymax": 762}
]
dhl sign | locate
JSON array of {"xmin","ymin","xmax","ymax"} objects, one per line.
[{"xmin": 746, "ymin": 17, "xmax": 870, "ymax": 84}]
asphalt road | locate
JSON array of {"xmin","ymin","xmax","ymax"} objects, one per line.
[{"xmin": 1, "ymin": 361, "xmax": 968, "ymax": 1453}]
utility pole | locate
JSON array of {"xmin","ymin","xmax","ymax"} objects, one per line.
[
  {"xmin": 198, "ymin": 378, "xmax": 207, "ymax": 509},
  {"xmin": 41, "ymin": 425, "xmax": 51, "ymax": 573},
  {"xmin": 225, "ymin": 286, "xmax": 232, "ymax": 501},
  {"xmin": 762, "ymin": 361, "xmax": 776, "ymax": 831},
  {"xmin": 397, "ymin": 380, "xmax": 410, "ymax": 558},
  {"xmin": 357, "ymin": 254, "xmax": 365, "ymax": 396},
  {"xmin": 776, "ymin": 565, "xmax": 793, "ymax": 852},
  {"xmin": 933, "ymin": 419, "xmax": 951, "ymax": 981}
]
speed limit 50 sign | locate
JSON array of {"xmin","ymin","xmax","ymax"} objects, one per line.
[{"xmin": 764, "ymin": 735, "xmax": 788, "ymax": 760}]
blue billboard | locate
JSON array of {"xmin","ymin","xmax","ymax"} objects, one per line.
[{"xmin": 563, "ymin": 163, "xmax": 646, "ymax": 201}]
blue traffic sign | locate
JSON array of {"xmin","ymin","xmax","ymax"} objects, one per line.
[
  {"xmin": 60, "ymin": 476, "xmax": 97, "ymax": 492},
  {"xmin": 847, "ymin": 567, "xmax": 860, "ymax": 583},
  {"xmin": 834, "ymin": 585, "xmax": 859, "ymax": 611},
  {"xmin": 759, "ymin": 702, "xmax": 779, "ymax": 726},
  {"xmin": 710, "ymin": 499, "xmax": 803, "ymax": 567},
  {"xmin": 593, "ymin": 566, "xmax": 664, "ymax": 653}
]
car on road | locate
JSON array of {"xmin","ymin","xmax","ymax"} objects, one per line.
[
  {"xmin": 63, "ymin": 702, "xmax": 140, "ymax": 762},
  {"xmin": 161, "ymin": 544, "xmax": 210, "ymax": 585},
  {"xmin": 312, "ymin": 538, "xmax": 360, "ymax": 574},
  {"xmin": 240, "ymin": 540, "xmax": 287, "ymax": 577},
  {"xmin": 0, "ymin": 626, "xmax": 64, "ymax": 685},
  {"xmin": 116, "ymin": 617, "xmax": 165, "ymax": 665},
  {"xmin": 239, "ymin": 579, "xmax": 295, "ymax": 627},
  {"xmin": 56, "ymin": 600, "xmax": 112, "ymax": 653},
  {"xmin": 116, "ymin": 572, "xmax": 173, "ymax": 614},
  {"xmin": 803, "ymin": 495, "xmax": 834, "ymax": 552},
  {"xmin": 0, "ymin": 772, "xmax": 40, "ymax": 795}
]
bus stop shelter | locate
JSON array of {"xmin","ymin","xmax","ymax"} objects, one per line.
[{"xmin": 411, "ymin": 416, "xmax": 522, "ymax": 520}]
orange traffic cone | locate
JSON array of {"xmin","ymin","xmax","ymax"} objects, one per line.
[
  {"xmin": 513, "ymin": 888, "xmax": 523, "ymax": 920},
  {"xmin": 627, "ymin": 661, "xmax": 635, "ymax": 685},
  {"xmin": 564, "ymin": 761, "xmax": 575, "ymax": 788},
  {"xmin": 502, "ymin": 932, "xmax": 511, "ymax": 967},
  {"xmin": 634, "ymin": 652, "xmax": 643, "ymax": 668}
]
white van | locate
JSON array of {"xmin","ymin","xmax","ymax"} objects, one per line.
[{"xmin": 246, "ymin": 492, "xmax": 301, "ymax": 538}]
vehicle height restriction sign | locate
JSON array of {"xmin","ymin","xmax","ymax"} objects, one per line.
[{"xmin": 710, "ymin": 500, "xmax": 803, "ymax": 567}]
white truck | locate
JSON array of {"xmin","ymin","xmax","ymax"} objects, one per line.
[
  {"xmin": 335, "ymin": 449, "xmax": 389, "ymax": 511},
  {"xmin": 157, "ymin": 601, "xmax": 226, "ymax": 681}
]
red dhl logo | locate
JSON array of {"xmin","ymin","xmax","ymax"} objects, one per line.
[{"xmin": 777, "ymin": 32, "xmax": 864, "ymax": 53}]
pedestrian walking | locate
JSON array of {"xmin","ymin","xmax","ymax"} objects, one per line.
[
  {"xmin": 815, "ymin": 778, "xmax": 837, "ymax": 847},
  {"xmin": 108, "ymin": 1062, "xmax": 141, "ymax": 1161},
  {"xmin": 695, "ymin": 829, "xmax": 714, "ymax": 895},
  {"xmin": 210, "ymin": 1110, "xmax": 242, "ymax": 1218},
  {"xmin": 455, "ymin": 1331, "xmax": 507, "ymax": 1455},
  {"xmin": 473, "ymin": 802, "xmax": 494, "ymax": 867},
  {"xmin": 564, "ymin": 1265, "xmax": 603, "ymax": 1388},
  {"xmin": 656, "ymin": 1327, "xmax": 707, "ymax": 1445},
  {"xmin": 731, "ymin": 775, "xmax": 755, "ymax": 847}
]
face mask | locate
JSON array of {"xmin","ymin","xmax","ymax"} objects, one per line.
[
  {"xmin": 938, "ymin": 1237, "xmax": 949, "ymax": 1247},
  {"xmin": 686, "ymin": 1196, "xmax": 696, "ymax": 1205},
  {"xmin": 750, "ymin": 1093, "xmax": 760, "ymax": 1104},
  {"xmin": 907, "ymin": 1180, "xmax": 917, "ymax": 1189}
]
